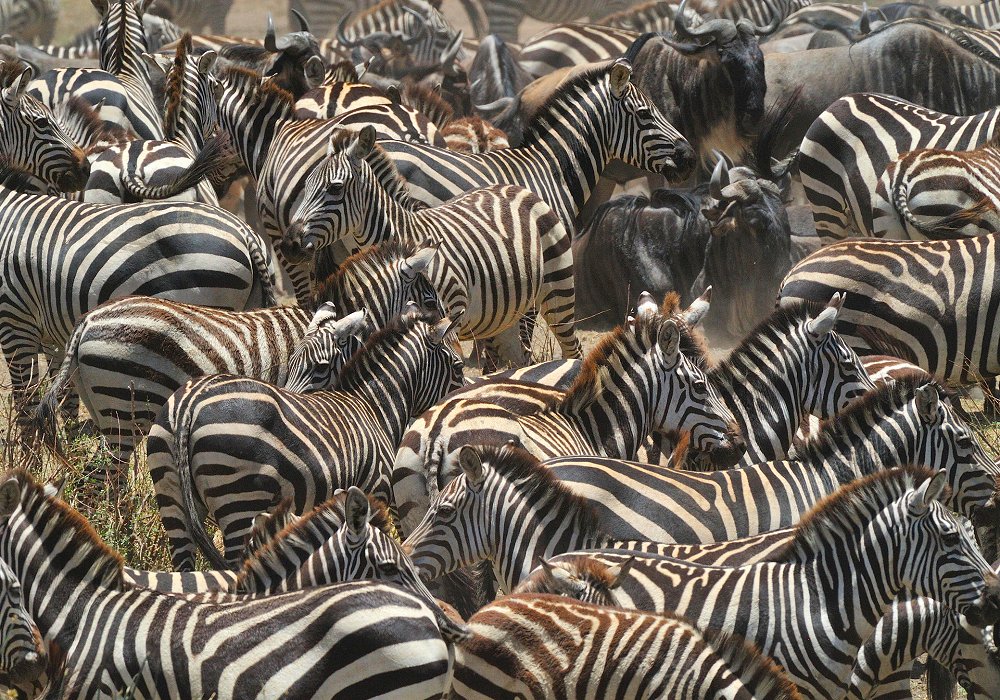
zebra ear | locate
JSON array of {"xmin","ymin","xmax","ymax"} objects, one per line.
[
  {"xmin": 656, "ymin": 320, "xmax": 681, "ymax": 367},
  {"xmin": 402, "ymin": 246, "xmax": 437, "ymax": 280},
  {"xmin": 304, "ymin": 56, "xmax": 325, "ymax": 90},
  {"xmin": 198, "ymin": 51, "xmax": 219, "ymax": 75},
  {"xmin": 605, "ymin": 557, "xmax": 634, "ymax": 588},
  {"xmin": 680, "ymin": 287, "xmax": 712, "ymax": 327},
  {"xmin": 345, "ymin": 486, "xmax": 371, "ymax": 535},
  {"xmin": 2, "ymin": 66, "xmax": 32, "ymax": 105},
  {"xmin": 911, "ymin": 470, "xmax": 948, "ymax": 514},
  {"xmin": 43, "ymin": 475, "xmax": 66, "ymax": 500},
  {"xmin": 609, "ymin": 59, "xmax": 632, "ymax": 99},
  {"xmin": 335, "ymin": 309, "xmax": 368, "ymax": 339},
  {"xmin": 915, "ymin": 385, "xmax": 941, "ymax": 423},
  {"xmin": 141, "ymin": 53, "xmax": 170, "ymax": 76},
  {"xmin": 0, "ymin": 478, "xmax": 19, "ymax": 518},
  {"xmin": 458, "ymin": 445, "xmax": 485, "ymax": 488},
  {"xmin": 137, "ymin": 0, "xmax": 156, "ymax": 16},
  {"xmin": 306, "ymin": 302, "xmax": 338, "ymax": 335},
  {"xmin": 348, "ymin": 126, "xmax": 377, "ymax": 161},
  {"xmin": 90, "ymin": 0, "xmax": 109, "ymax": 16},
  {"xmin": 636, "ymin": 291, "xmax": 658, "ymax": 319},
  {"xmin": 428, "ymin": 316, "xmax": 456, "ymax": 345}
]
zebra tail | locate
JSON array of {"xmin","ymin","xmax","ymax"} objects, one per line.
[
  {"xmin": 893, "ymin": 181, "xmax": 994, "ymax": 239},
  {"xmin": 926, "ymin": 659, "xmax": 957, "ymax": 700},
  {"xmin": 34, "ymin": 320, "xmax": 86, "ymax": 452},
  {"xmin": 244, "ymin": 229, "xmax": 278, "ymax": 308},
  {"xmin": 175, "ymin": 389, "xmax": 232, "ymax": 571},
  {"xmin": 120, "ymin": 132, "xmax": 234, "ymax": 201}
]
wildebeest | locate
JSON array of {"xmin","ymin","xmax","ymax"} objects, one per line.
[{"xmin": 766, "ymin": 19, "xmax": 1000, "ymax": 157}]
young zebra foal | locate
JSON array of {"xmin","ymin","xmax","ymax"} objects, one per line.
[
  {"xmin": 282, "ymin": 124, "xmax": 583, "ymax": 360},
  {"xmin": 455, "ymin": 594, "xmax": 801, "ymax": 700},
  {"xmin": 148, "ymin": 312, "xmax": 464, "ymax": 570}
]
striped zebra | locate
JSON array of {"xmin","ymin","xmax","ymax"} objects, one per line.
[
  {"xmin": 0, "ymin": 63, "xmax": 91, "ymax": 193},
  {"xmin": 455, "ymin": 594, "xmax": 799, "ymax": 699},
  {"xmin": 293, "ymin": 61, "xmax": 392, "ymax": 119},
  {"xmin": 478, "ymin": 0, "xmax": 632, "ymax": 41},
  {"xmin": 799, "ymin": 93, "xmax": 1000, "ymax": 243},
  {"xmin": 0, "ymin": 171, "xmax": 274, "ymax": 443},
  {"xmin": 282, "ymin": 126, "xmax": 582, "ymax": 359},
  {"xmin": 597, "ymin": 1, "xmax": 699, "ymax": 31},
  {"xmin": 35, "ymin": 12, "xmax": 183, "ymax": 60},
  {"xmin": 849, "ymin": 597, "xmax": 999, "ymax": 700},
  {"xmin": 0, "ymin": 471, "xmax": 456, "ymax": 699},
  {"xmin": 541, "ymin": 373, "xmax": 999, "ymax": 542},
  {"xmin": 943, "ymin": 0, "xmax": 1000, "ymax": 29},
  {"xmin": 147, "ymin": 312, "xmax": 464, "ymax": 570},
  {"xmin": 872, "ymin": 137, "xmax": 1000, "ymax": 239},
  {"xmin": 35, "ymin": 238, "xmax": 438, "ymax": 469},
  {"xmin": 778, "ymin": 235, "xmax": 1000, "ymax": 386},
  {"xmin": 0, "ymin": 0, "xmax": 57, "ymax": 43},
  {"xmin": 390, "ymin": 295, "xmax": 873, "ymax": 534},
  {"xmin": 0, "ymin": 556, "xmax": 44, "ymax": 690},
  {"xmin": 410, "ymin": 457, "xmax": 1000, "ymax": 698}
]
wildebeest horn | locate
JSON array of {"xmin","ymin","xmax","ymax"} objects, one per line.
[
  {"xmin": 400, "ymin": 6, "xmax": 428, "ymax": 46},
  {"xmin": 290, "ymin": 8, "xmax": 310, "ymax": 33},
  {"xmin": 674, "ymin": 0, "xmax": 738, "ymax": 43},
  {"xmin": 336, "ymin": 12, "xmax": 365, "ymax": 48},
  {"xmin": 474, "ymin": 96, "xmax": 514, "ymax": 113},
  {"xmin": 439, "ymin": 30, "xmax": 463, "ymax": 67},
  {"xmin": 710, "ymin": 156, "xmax": 731, "ymax": 199},
  {"xmin": 264, "ymin": 14, "xmax": 278, "ymax": 52}
]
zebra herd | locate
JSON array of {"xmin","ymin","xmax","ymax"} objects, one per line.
[{"xmin": 0, "ymin": 0, "xmax": 999, "ymax": 697}]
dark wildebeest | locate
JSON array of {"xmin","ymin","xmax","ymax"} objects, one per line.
[{"xmin": 767, "ymin": 19, "xmax": 1000, "ymax": 158}]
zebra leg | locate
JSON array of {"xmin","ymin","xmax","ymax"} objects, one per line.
[
  {"xmin": 535, "ymin": 214, "xmax": 582, "ymax": 359},
  {"xmin": 147, "ymin": 426, "xmax": 202, "ymax": 571},
  {"xmin": 1, "ymin": 329, "xmax": 44, "ymax": 449},
  {"xmin": 482, "ymin": 327, "xmax": 528, "ymax": 370}
]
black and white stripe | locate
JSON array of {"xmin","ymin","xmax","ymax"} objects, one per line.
[
  {"xmin": 147, "ymin": 313, "xmax": 464, "ymax": 570},
  {"xmin": 799, "ymin": 92, "xmax": 1000, "ymax": 243}
]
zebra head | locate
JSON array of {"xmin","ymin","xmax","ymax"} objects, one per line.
[
  {"xmin": 515, "ymin": 556, "xmax": 632, "ymax": 607},
  {"xmin": 894, "ymin": 472, "xmax": 1000, "ymax": 628},
  {"xmin": 626, "ymin": 309, "xmax": 740, "ymax": 457},
  {"xmin": 0, "ymin": 64, "xmax": 90, "ymax": 192},
  {"xmin": 0, "ymin": 556, "xmax": 44, "ymax": 687},
  {"xmin": 603, "ymin": 59, "xmax": 696, "ymax": 182},
  {"xmin": 314, "ymin": 240, "xmax": 445, "ymax": 329},
  {"xmin": 329, "ymin": 487, "xmax": 471, "ymax": 641},
  {"xmin": 800, "ymin": 294, "xmax": 877, "ymax": 418},
  {"xmin": 284, "ymin": 306, "xmax": 368, "ymax": 393},
  {"xmin": 92, "ymin": 0, "xmax": 152, "ymax": 76}
]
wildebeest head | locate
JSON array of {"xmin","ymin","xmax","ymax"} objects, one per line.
[
  {"xmin": 217, "ymin": 13, "xmax": 324, "ymax": 98},
  {"xmin": 469, "ymin": 34, "xmax": 533, "ymax": 125}
]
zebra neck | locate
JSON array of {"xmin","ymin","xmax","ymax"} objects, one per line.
[
  {"xmin": 796, "ymin": 410, "xmax": 920, "ymax": 484},
  {"xmin": 337, "ymin": 353, "xmax": 419, "ymax": 444},
  {"xmin": 238, "ymin": 512, "xmax": 339, "ymax": 593},
  {"xmin": 218, "ymin": 102, "xmax": 291, "ymax": 181},
  {"xmin": 354, "ymin": 186, "xmax": 410, "ymax": 248}
]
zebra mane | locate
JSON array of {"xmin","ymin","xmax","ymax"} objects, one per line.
[
  {"xmin": 313, "ymin": 239, "xmax": 418, "ymax": 302},
  {"xmin": 715, "ymin": 300, "xmax": 830, "ymax": 374},
  {"xmin": 559, "ymin": 304, "xmax": 708, "ymax": 412},
  {"xmin": 476, "ymin": 444, "xmax": 600, "ymax": 536},
  {"xmin": 3, "ymin": 469, "xmax": 124, "ymax": 589},
  {"xmin": 53, "ymin": 96, "xmax": 132, "ymax": 155},
  {"xmin": 235, "ymin": 490, "xmax": 391, "ymax": 590},
  {"xmin": 697, "ymin": 626, "xmax": 802, "ymax": 700},
  {"xmin": 773, "ymin": 466, "xmax": 942, "ymax": 563},
  {"xmin": 326, "ymin": 130, "xmax": 420, "ymax": 210},
  {"xmin": 793, "ymin": 371, "xmax": 950, "ymax": 467},
  {"xmin": 163, "ymin": 32, "xmax": 193, "ymax": 139},
  {"xmin": 400, "ymin": 82, "xmax": 454, "ymax": 130},
  {"xmin": 324, "ymin": 60, "xmax": 359, "ymax": 85},
  {"xmin": 335, "ymin": 310, "xmax": 438, "ymax": 389},
  {"xmin": 519, "ymin": 63, "xmax": 616, "ymax": 148},
  {"xmin": 218, "ymin": 65, "xmax": 297, "ymax": 116}
]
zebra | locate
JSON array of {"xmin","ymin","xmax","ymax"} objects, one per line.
[
  {"xmin": 152, "ymin": 0, "xmax": 233, "ymax": 33},
  {"xmin": 293, "ymin": 60, "xmax": 393, "ymax": 119},
  {"xmin": 0, "ymin": 62, "xmax": 91, "ymax": 193},
  {"xmin": 455, "ymin": 593, "xmax": 799, "ymax": 700},
  {"xmin": 798, "ymin": 93, "xmax": 1000, "ymax": 243},
  {"xmin": 597, "ymin": 1, "xmax": 702, "ymax": 31},
  {"xmin": 35, "ymin": 237, "xmax": 438, "ymax": 470},
  {"xmin": 942, "ymin": 0, "xmax": 1000, "ymax": 29},
  {"xmin": 0, "ymin": 169, "xmax": 275, "ymax": 446},
  {"xmin": 0, "ymin": 556, "xmax": 44, "ymax": 690},
  {"xmin": 778, "ymin": 234, "xmax": 1000, "ymax": 387},
  {"xmin": 147, "ymin": 312, "xmax": 464, "ymax": 570},
  {"xmin": 409, "ymin": 454, "xmax": 1000, "ymax": 699},
  {"xmin": 35, "ymin": 11, "xmax": 183, "ymax": 60},
  {"xmin": 0, "ymin": 470, "xmax": 456, "ymax": 699},
  {"xmin": 872, "ymin": 137, "xmax": 1000, "ymax": 239},
  {"xmin": 541, "ymin": 373, "xmax": 999, "ymax": 542},
  {"xmin": 0, "ymin": 0, "xmax": 57, "ymax": 43},
  {"xmin": 848, "ymin": 597, "xmax": 999, "ymax": 700},
  {"xmin": 390, "ymin": 293, "xmax": 874, "ymax": 535},
  {"xmin": 476, "ymin": 0, "xmax": 632, "ymax": 42},
  {"xmin": 282, "ymin": 126, "xmax": 582, "ymax": 360}
]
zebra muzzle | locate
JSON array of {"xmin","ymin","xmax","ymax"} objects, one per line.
[
  {"xmin": 8, "ymin": 649, "xmax": 45, "ymax": 686},
  {"xmin": 966, "ymin": 576, "xmax": 1000, "ymax": 628}
]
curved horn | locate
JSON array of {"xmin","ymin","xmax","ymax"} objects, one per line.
[
  {"xmin": 264, "ymin": 14, "xmax": 278, "ymax": 52},
  {"xmin": 401, "ymin": 6, "xmax": 427, "ymax": 46},
  {"xmin": 710, "ymin": 156, "xmax": 730, "ymax": 199},
  {"xmin": 681, "ymin": 17, "xmax": 738, "ymax": 42},
  {"xmin": 473, "ymin": 96, "xmax": 514, "ymax": 113},
  {"xmin": 290, "ymin": 7, "xmax": 310, "ymax": 33},
  {"xmin": 673, "ymin": 0, "xmax": 695, "ymax": 39},
  {"xmin": 336, "ymin": 11, "xmax": 365, "ymax": 49},
  {"xmin": 439, "ymin": 30, "xmax": 463, "ymax": 67}
]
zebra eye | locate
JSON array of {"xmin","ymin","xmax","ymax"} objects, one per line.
[
  {"xmin": 378, "ymin": 561, "xmax": 400, "ymax": 576},
  {"xmin": 636, "ymin": 107, "xmax": 651, "ymax": 118},
  {"xmin": 329, "ymin": 180, "xmax": 345, "ymax": 192},
  {"xmin": 943, "ymin": 531, "xmax": 961, "ymax": 547},
  {"xmin": 437, "ymin": 503, "xmax": 455, "ymax": 518},
  {"xmin": 693, "ymin": 380, "xmax": 707, "ymax": 393},
  {"xmin": 957, "ymin": 436, "xmax": 974, "ymax": 450}
]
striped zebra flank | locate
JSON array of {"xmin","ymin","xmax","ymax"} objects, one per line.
[
  {"xmin": 294, "ymin": 62, "xmax": 393, "ymax": 119},
  {"xmin": 516, "ymin": 24, "xmax": 641, "ymax": 77},
  {"xmin": 778, "ymin": 234, "xmax": 1000, "ymax": 385},
  {"xmin": 473, "ymin": 466, "xmax": 1000, "ymax": 699},
  {"xmin": 35, "ymin": 237, "xmax": 439, "ymax": 467},
  {"xmin": 541, "ymin": 373, "xmax": 999, "ymax": 542},
  {"xmin": 0, "ymin": 177, "xmax": 275, "ymax": 437},
  {"xmin": 848, "ymin": 596, "xmax": 1000, "ymax": 700},
  {"xmin": 479, "ymin": 0, "xmax": 632, "ymax": 41},
  {"xmin": 874, "ymin": 137, "xmax": 1000, "ymax": 239},
  {"xmin": 283, "ymin": 125, "xmax": 582, "ymax": 359},
  {"xmin": 799, "ymin": 93, "xmax": 1000, "ymax": 243},
  {"xmin": 944, "ymin": 0, "xmax": 1000, "ymax": 29},
  {"xmin": 455, "ymin": 594, "xmax": 800, "ymax": 699},
  {"xmin": 0, "ymin": 470, "xmax": 455, "ymax": 699},
  {"xmin": 147, "ymin": 312, "xmax": 464, "ymax": 570}
]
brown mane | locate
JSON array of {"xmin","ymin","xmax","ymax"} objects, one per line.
[
  {"xmin": 219, "ymin": 64, "xmax": 297, "ymax": 116},
  {"xmin": 3, "ymin": 469, "xmax": 124, "ymax": 589},
  {"xmin": 400, "ymin": 82, "xmax": 454, "ymax": 130},
  {"xmin": 521, "ymin": 63, "xmax": 615, "ymax": 147},
  {"xmin": 335, "ymin": 310, "xmax": 438, "ymax": 390},
  {"xmin": 313, "ymin": 239, "xmax": 419, "ymax": 304},
  {"xmin": 699, "ymin": 626, "xmax": 803, "ymax": 700},
  {"xmin": 773, "ymin": 466, "xmax": 943, "ymax": 563},
  {"xmin": 162, "ymin": 32, "xmax": 192, "ymax": 139}
]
